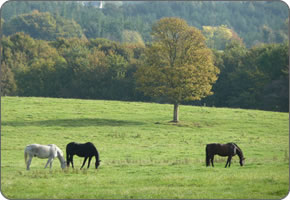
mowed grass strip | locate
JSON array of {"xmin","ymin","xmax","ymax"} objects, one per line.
[{"xmin": 1, "ymin": 96, "xmax": 289, "ymax": 199}]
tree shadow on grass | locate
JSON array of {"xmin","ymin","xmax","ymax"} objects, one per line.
[{"xmin": 2, "ymin": 118, "xmax": 145, "ymax": 127}]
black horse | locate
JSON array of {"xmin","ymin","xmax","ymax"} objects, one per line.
[
  {"xmin": 66, "ymin": 142, "xmax": 101, "ymax": 169},
  {"xmin": 206, "ymin": 143, "xmax": 245, "ymax": 168}
]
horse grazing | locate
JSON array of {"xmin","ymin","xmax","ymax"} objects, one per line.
[
  {"xmin": 206, "ymin": 143, "xmax": 245, "ymax": 168},
  {"xmin": 66, "ymin": 142, "xmax": 100, "ymax": 169},
  {"xmin": 24, "ymin": 144, "xmax": 66, "ymax": 170}
]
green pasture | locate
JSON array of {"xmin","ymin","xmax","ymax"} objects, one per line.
[{"xmin": 1, "ymin": 96, "xmax": 289, "ymax": 199}]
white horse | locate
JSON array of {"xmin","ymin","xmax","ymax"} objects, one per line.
[{"xmin": 24, "ymin": 144, "xmax": 66, "ymax": 170}]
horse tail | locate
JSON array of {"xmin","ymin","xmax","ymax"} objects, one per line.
[
  {"xmin": 205, "ymin": 145, "xmax": 210, "ymax": 166},
  {"xmin": 66, "ymin": 144, "xmax": 70, "ymax": 167}
]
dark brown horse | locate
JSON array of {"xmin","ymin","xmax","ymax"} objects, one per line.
[{"xmin": 206, "ymin": 143, "xmax": 245, "ymax": 168}]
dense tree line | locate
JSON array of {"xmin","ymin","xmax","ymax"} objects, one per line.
[
  {"xmin": 1, "ymin": 32, "xmax": 288, "ymax": 112},
  {"xmin": 1, "ymin": 1, "xmax": 288, "ymax": 47},
  {"xmin": 196, "ymin": 41, "xmax": 289, "ymax": 112},
  {"xmin": 1, "ymin": 2, "xmax": 288, "ymax": 112},
  {"xmin": 1, "ymin": 33, "xmax": 146, "ymax": 100}
]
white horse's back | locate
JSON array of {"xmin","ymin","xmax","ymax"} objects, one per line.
[{"xmin": 25, "ymin": 144, "xmax": 55, "ymax": 158}]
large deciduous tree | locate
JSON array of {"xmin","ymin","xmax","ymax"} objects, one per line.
[{"xmin": 135, "ymin": 17, "xmax": 219, "ymax": 122}]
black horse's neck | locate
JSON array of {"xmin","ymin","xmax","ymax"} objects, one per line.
[
  {"xmin": 95, "ymin": 150, "xmax": 100, "ymax": 163},
  {"xmin": 233, "ymin": 143, "xmax": 244, "ymax": 160},
  {"xmin": 95, "ymin": 151, "xmax": 99, "ymax": 160}
]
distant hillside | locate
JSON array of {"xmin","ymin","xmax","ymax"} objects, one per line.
[
  {"xmin": 1, "ymin": 1, "xmax": 288, "ymax": 46},
  {"xmin": 2, "ymin": 10, "xmax": 85, "ymax": 40}
]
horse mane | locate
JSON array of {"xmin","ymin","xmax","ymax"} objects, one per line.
[
  {"xmin": 56, "ymin": 146, "xmax": 63, "ymax": 156},
  {"xmin": 86, "ymin": 142, "xmax": 99, "ymax": 159},
  {"xmin": 232, "ymin": 143, "xmax": 244, "ymax": 159}
]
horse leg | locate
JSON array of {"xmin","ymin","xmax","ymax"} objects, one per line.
[
  {"xmin": 67, "ymin": 154, "xmax": 73, "ymax": 168},
  {"xmin": 87, "ymin": 156, "xmax": 92, "ymax": 168},
  {"xmin": 26, "ymin": 156, "xmax": 33, "ymax": 170},
  {"xmin": 206, "ymin": 156, "xmax": 209, "ymax": 167},
  {"xmin": 228, "ymin": 156, "xmax": 232, "ymax": 167},
  {"xmin": 49, "ymin": 158, "xmax": 54, "ymax": 169},
  {"xmin": 71, "ymin": 155, "xmax": 74, "ymax": 169},
  {"xmin": 225, "ymin": 157, "xmax": 229, "ymax": 168},
  {"xmin": 80, "ymin": 157, "xmax": 88, "ymax": 169},
  {"xmin": 66, "ymin": 154, "xmax": 70, "ymax": 167},
  {"xmin": 45, "ymin": 157, "xmax": 53, "ymax": 169},
  {"xmin": 225, "ymin": 156, "xmax": 232, "ymax": 168},
  {"xmin": 211, "ymin": 155, "xmax": 214, "ymax": 167}
]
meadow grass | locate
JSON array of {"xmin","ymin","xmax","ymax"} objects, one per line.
[{"xmin": 1, "ymin": 96, "xmax": 289, "ymax": 199}]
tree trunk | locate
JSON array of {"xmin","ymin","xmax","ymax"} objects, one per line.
[{"xmin": 173, "ymin": 103, "xmax": 179, "ymax": 123}]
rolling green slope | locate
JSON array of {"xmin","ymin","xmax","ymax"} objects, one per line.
[{"xmin": 1, "ymin": 97, "xmax": 288, "ymax": 199}]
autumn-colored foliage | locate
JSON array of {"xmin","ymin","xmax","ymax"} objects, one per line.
[{"xmin": 135, "ymin": 18, "xmax": 220, "ymax": 122}]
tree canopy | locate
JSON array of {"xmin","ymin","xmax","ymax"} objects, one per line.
[
  {"xmin": 135, "ymin": 18, "xmax": 220, "ymax": 122},
  {"xmin": 3, "ymin": 10, "xmax": 85, "ymax": 40},
  {"xmin": 202, "ymin": 25, "xmax": 243, "ymax": 50}
]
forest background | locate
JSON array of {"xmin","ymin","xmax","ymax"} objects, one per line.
[{"xmin": 1, "ymin": 1, "xmax": 289, "ymax": 112}]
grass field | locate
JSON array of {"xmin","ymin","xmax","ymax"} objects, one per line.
[{"xmin": 1, "ymin": 96, "xmax": 289, "ymax": 199}]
